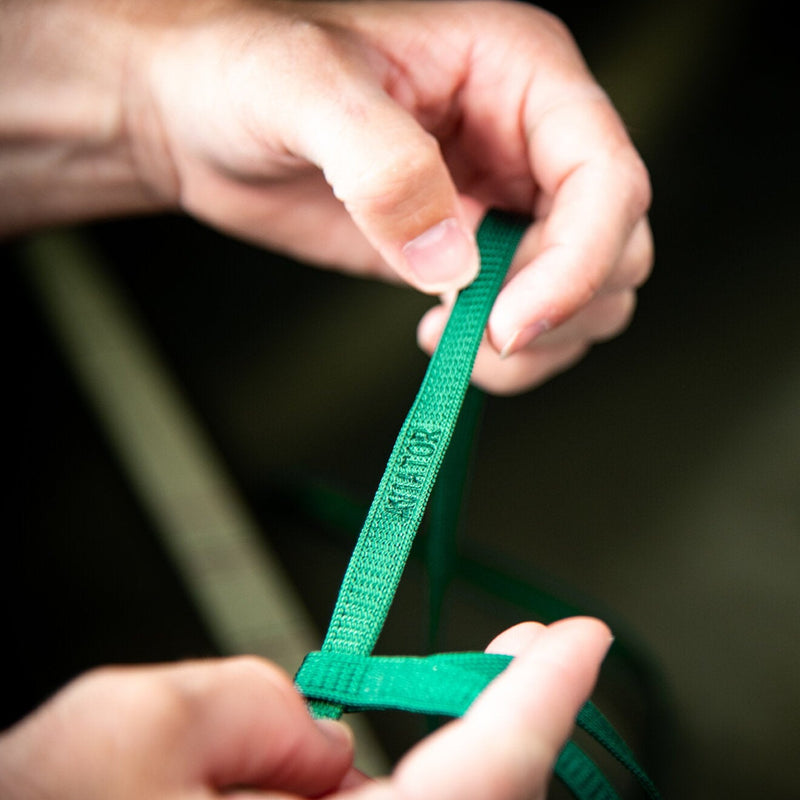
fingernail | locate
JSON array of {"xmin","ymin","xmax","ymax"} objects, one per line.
[
  {"xmin": 499, "ymin": 320, "xmax": 551, "ymax": 359},
  {"xmin": 402, "ymin": 218, "xmax": 479, "ymax": 292},
  {"xmin": 314, "ymin": 718, "xmax": 354, "ymax": 750}
]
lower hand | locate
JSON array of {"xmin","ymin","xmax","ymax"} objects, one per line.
[{"xmin": 0, "ymin": 618, "xmax": 611, "ymax": 799}]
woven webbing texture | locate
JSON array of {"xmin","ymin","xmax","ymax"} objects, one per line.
[
  {"xmin": 295, "ymin": 210, "xmax": 661, "ymax": 799},
  {"xmin": 318, "ymin": 211, "xmax": 526, "ymax": 661}
]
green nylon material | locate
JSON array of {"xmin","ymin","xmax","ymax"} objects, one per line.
[
  {"xmin": 317, "ymin": 211, "xmax": 526, "ymax": 663},
  {"xmin": 577, "ymin": 701, "xmax": 662, "ymax": 799},
  {"xmin": 557, "ymin": 742, "xmax": 622, "ymax": 800},
  {"xmin": 297, "ymin": 210, "xmax": 661, "ymax": 799},
  {"xmin": 299, "ymin": 651, "xmax": 512, "ymax": 717},
  {"xmin": 296, "ymin": 651, "xmax": 659, "ymax": 800}
]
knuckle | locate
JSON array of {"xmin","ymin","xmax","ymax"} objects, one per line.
[
  {"xmin": 481, "ymin": 0, "xmax": 574, "ymax": 43},
  {"xmin": 347, "ymin": 132, "xmax": 443, "ymax": 219},
  {"xmin": 616, "ymin": 219, "xmax": 654, "ymax": 290},
  {"xmin": 286, "ymin": 15, "xmax": 339, "ymax": 58},
  {"xmin": 138, "ymin": 674, "xmax": 195, "ymax": 729},
  {"xmin": 603, "ymin": 145, "xmax": 652, "ymax": 223},
  {"xmin": 632, "ymin": 226, "xmax": 655, "ymax": 287},
  {"xmin": 571, "ymin": 252, "xmax": 606, "ymax": 308},
  {"xmin": 220, "ymin": 655, "xmax": 294, "ymax": 693},
  {"xmin": 597, "ymin": 291, "xmax": 637, "ymax": 341},
  {"xmin": 70, "ymin": 666, "xmax": 193, "ymax": 734},
  {"xmin": 529, "ymin": 6, "xmax": 574, "ymax": 44},
  {"xmin": 623, "ymin": 152, "xmax": 653, "ymax": 217},
  {"xmin": 580, "ymin": 266, "xmax": 605, "ymax": 303}
]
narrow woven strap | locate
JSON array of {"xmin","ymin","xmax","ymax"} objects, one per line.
[
  {"xmin": 298, "ymin": 651, "xmax": 512, "ymax": 717},
  {"xmin": 296, "ymin": 210, "xmax": 661, "ymax": 799},
  {"xmin": 296, "ymin": 651, "xmax": 659, "ymax": 800},
  {"xmin": 313, "ymin": 211, "xmax": 525, "ymax": 673}
]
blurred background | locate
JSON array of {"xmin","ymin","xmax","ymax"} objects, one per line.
[{"xmin": 3, "ymin": 0, "xmax": 798, "ymax": 797}]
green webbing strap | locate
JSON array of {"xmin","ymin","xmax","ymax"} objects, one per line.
[
  {"xmin": 299, "ymin": 651, "xmax": 512, "ymax": 717},
  {"xmin": 296, "ymin": 651, "xmax": 657, "ymax": 800},
  {"xmin": 312, "ymin": 211, "xmax": 525, "ymax": 679},
  {"xmin": 295, "ymin": 210, "xmax": 661, "ymax": 799},
  {"xmin": 576, "ymin": 702, "xmax": 662, "ymax": 799},
  {"xmin": 558, "ymin": 742, "xmax": 621, "ymax": 800}
]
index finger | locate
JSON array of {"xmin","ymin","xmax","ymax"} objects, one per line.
[
  {"xmin": 162, "ymin": 657, "xmax": 353, "ymax": 795},
  {"xmin": 488, "ymin": 81, "xmax": 651, "ymax": 356}
]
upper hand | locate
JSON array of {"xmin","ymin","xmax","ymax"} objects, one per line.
[
  {"xmin": 127, "ymin": 0, "xmax": 652, "ymax": 393},
  {"xmin": 0, "ymin": 618, "xmax": 611, "ymax": 799}
]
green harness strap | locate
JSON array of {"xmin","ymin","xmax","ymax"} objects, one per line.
[{"xmin": 295, "ymin": 211, "xmax": 661, "ymax": 800}]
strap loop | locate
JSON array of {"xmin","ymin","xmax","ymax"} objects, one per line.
[{"xmin": 298, "ymin": 650, "xmax": 512, "ymax": 717}]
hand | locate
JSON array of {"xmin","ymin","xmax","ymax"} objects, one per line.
[
  {"xmin": 1, "ymin": 1, "xmax": 652, "ymax": 393},
  {"xmin": 124, "ymin": 0, "xmax": 651, "ymax": 394},
  {"xmin": 0, "ymin": 618, "xmax": 611, "ymax": 800}
]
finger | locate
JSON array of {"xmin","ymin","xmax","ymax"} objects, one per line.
[
  {"xmin": 602, "ymin": 216, "xmax": 654, "ymax": 293},
  {"xmin": 485, "ymin": 621, "xmax": 549, "ymax": 655},
  {"xmin": 165, "ymin": 657, "xmax": 353, "ymax": 796},
  {"xmin": 288, "ymin": 42, "xmax": 479, "ymax": 294},
  {"xmin": 200, "ymin": 169, "xmax": 399, "ymax": 281},
  {"xmin": 488, "ymin": 87, "xmax": 651, "ymax": 357},
  {"xmin": 418, "ymin": 307, "xmax": 590, "ymax": 395},
  {"xmin": 414, "ymin": 217, "xmax": 542, "ymax": 354},
  {"xmin": 381, "ymin": 618, "xmax": 612, "ymax": 800},
  {"xmin": 421, "ymin": 286, "xmax": 634, "ymax": 354},
  {"xmin": 507, "ymin": 214, "xmax": 651, "ymax": 296},
  {"xmin": 532, "ymin": 289, "xmax": 637, "ymax": 348},
  {"xmin": 420, "ymin": 209, "xmax": 645, "ymax": 356},
  {"xmin": 475, "ymin": 340, "xmax": 590, "ymax": 395}
]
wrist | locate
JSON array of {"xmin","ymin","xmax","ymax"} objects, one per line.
[{"xmin": 0, "ymin": 1, "xmax": 175, "ymax": 237}]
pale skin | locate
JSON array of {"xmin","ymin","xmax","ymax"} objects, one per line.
[
  {"xmin": 0, "ymin": 618, "xmax": 613, "ymax": 800},
  {"xmin": 3, "ymin": 0, "xmax": 641, "ymax": 794},
  {"xmin": 0, "ymin": 0, "xmax": 652, "ymax": 394}
]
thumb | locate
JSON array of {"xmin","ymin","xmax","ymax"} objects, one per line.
[{"xmin": 295, "ymin": 74, "xmax": 479, "ymax": 294}]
